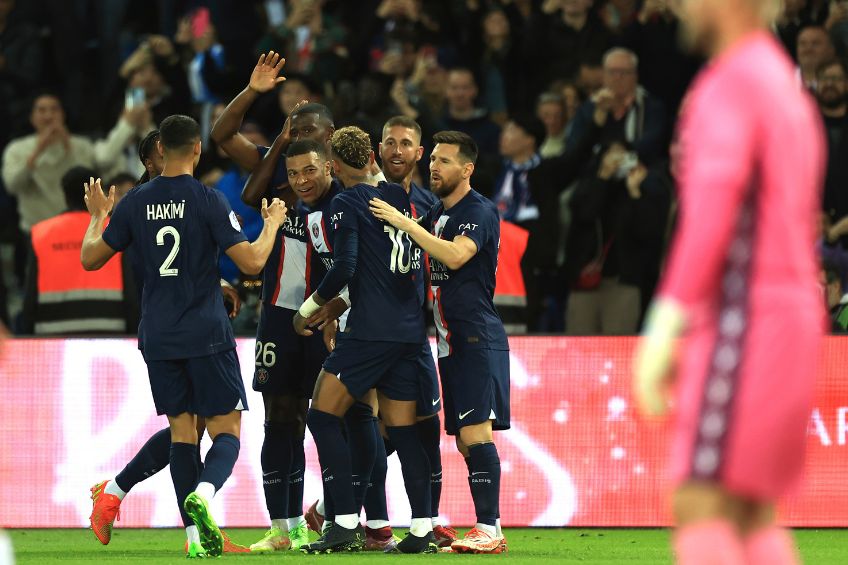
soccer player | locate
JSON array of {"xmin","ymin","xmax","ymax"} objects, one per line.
[
  {"xmin": 81, "ymin": 115, "xmax": 288, "ymax": 558},
  {"xmin": 293, "ymin": 126, "xmax": 437, "ymax": 554},
  {"xmin": 88, "ymin": 130, "xmax": 247, "ymax": 555},
  {"xmin": 369, "ymin": 130, "xmax": 510, "ymax": 554},
  {"xmin": 631, "ymin": 0, "xmax": 826, "ymax": 562}
]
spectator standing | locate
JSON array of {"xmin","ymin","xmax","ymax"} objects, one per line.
[
  {"xmin": 815, "ymin": 59, "xmax": 848, "ymax": 223},
  {"xmin": 796, "ymin": 25, "xmax": 835, "ymax": 89}
]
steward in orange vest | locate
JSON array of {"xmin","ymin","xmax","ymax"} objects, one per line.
[
  {"xmin": 21, "ymin": 167, "xmax": 138, "ymax": 334},
  {"xmin": 494, "ymin": 220, "xmax": 528, "ymax": 333}
]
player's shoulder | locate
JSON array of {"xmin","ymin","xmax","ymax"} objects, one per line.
[{"xmin": 464, "ymin": 189, "xmax": 498, "ymax": 215}]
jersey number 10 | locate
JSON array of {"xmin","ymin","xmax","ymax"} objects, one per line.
[
  {"xmin": 156, "ymin": 226, "xmax": 180, "ymax": 277},
  {"xmin": 384, "ymin": 225, "xmax": 412, "ymax": 274}
]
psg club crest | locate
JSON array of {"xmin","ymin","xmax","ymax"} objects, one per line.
[
  {"xmin": 256, "ymin": 368, "xmax": 269, "ymax": 384},
  {"xmin": 312, "ymin": 224, "xmax": 319, "ymax": 240}
]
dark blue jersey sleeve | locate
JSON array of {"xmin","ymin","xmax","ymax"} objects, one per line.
[
  {"xmin": 452, "ymin": 201, "xmax": 492, "ymax": 253},
  {"xmin": 207, "ymin": 189, "xmax": 248, "ymax": 251},
  {"xmin": 102, "ymin": 196, "xmax": 133, "ymax": 252},
  {"xmin": 316, "ymin": 227, "xmax": 357, "ymax": 300}
]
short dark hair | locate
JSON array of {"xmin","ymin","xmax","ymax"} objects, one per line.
[
  {"xmin": 382, "ymin": 116, "xmax": 422, "ymax": 142},
  {"xmin": 291, "ymin": 102, "xmax": 335, "ymax": 126},
  {"xmin": 817, "ymin": 58, "xmax": 848, "ymax": 78},
  {"xmin": 29, "ymin": 89, "xmax": 63, "ymax": 112},
  {"xmin": 159, "ymin": 115, "xmax": 200, "ymax": 152},
  {"xmin": 432, "ymin": 130, "xmax": 478, "ymax": 164},
  {"xmin": 331, "ymin": 126, "xmax": 372, "ymax": 169},
  {"xmin": 138, "ymin": 130, "xmax": 160, "ymax": 164},
  {"xmin": 62, "ymin": 166, "xmax": 97, "ymax": 211},
  {"xmin": 286, "ymin": 138, "xmax": 328, "ymax": 161},
  {"xmin": 510, "ymin": 113, "xmax": 547, "ymax": 149}
]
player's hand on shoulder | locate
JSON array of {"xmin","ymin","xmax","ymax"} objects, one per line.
[
  {"xmin": 369, "ymin": 198, "xmax": 412, "ymax": 231},
  {"xmin": 261, "ymin": 197, "xmax": 288, "ymax": 227},
  {"xmin": 84, "ymin": 177, "xmax": 116, "ymax": 219}
]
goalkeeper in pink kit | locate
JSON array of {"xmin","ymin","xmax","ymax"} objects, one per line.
[{"xmin": 633, "ymin": 0, "xmax": 826, "ymax": 563}]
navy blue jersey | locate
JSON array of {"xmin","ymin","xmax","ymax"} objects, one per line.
[
  {"xmin": 303, "ymin": 179, "xmax": 344, "ymax": 290},
  {"xmin": 323, "ymin": 181, "xmax": 425, "ymax": 343},
  {"xmin": 421, "ymin": 189, "xmax": 508, "ymax": 357},
  {"xmin": 102, "ymin": 175, "xmax": 247, "ymax": 360},
  {"xmin": 408, "ymin": 182, "xmax": 439, "ymax": 219}
]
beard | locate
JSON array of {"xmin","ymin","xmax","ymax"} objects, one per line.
[
  {"xmin": 383, "ymin": 159, "xmax": 416, "ymax": 184},
  {"xmin": 431, "ymin": 175, "xmax": 459, "ymax": 198},
  {"xmin": 818, "ymin": 91, "xmax": 847, "ymax": 110}
]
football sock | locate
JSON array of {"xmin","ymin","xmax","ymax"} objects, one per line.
[
  {"xmin": 287, "ymin": 516, "xmax": 306, "ymax": 530},
  {"xmin": 170, "ymin": 442, "xmax": 199, "ymax": 527},
  {"xmin": 261, "ymin": 422, "xmax": 293, "ymax": 521},
  {"xmin": 271, "ymin": 518, "xmax": 287, "ymax": 533},
  {"xmin": 417, "ymin": 415, "xmax": 442, "ymax": 519},
  {"xmin": 287, "ymin": 429, "xmax": 306, "ymax": 520},
  {"xmin": 744, "ymin": 526, "xmax": 799, "ymax": 565},
  {"xmin": 674, "ymin": 520, "xmax": 746, "ymax": 565},
  {"xmin": 307, "ymin": 408, "xmax": 356, "ymax": 516},
  {"xmin": 345, "ymin": 402, "xmax": 378, "ymax": 513},
  {"xmin": 364, "ymin": 421, "xmax": 389, "ymax": 523},
  {"xmin": 198, "ymin": 433, "xmax": 240, "ymax": 494},
  {"xmin": 386, "ymin": 424, "xmax": 432, "ymax": 522},
  {"xmin": 115, "ymin": 427, "xmax": 171, "ymax": 494},
  {"xmin": 186, "ymin": 525, "xmax": 200, "ymax": 544},
  {"xmin": 104, "ymin": 480, "xmax": 127, "ymax": 500},
  {"xmin": 468, "ymin": 442, "xmax": 500, "ymax": 527}
]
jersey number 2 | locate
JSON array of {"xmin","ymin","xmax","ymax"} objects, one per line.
[
  {"xmin": 384, "ymin": 225, "xmax": 411, "ymax": 273},
  {"xmin": 156, "ymin": 226, "xmax": 180, "ymax": 277}
]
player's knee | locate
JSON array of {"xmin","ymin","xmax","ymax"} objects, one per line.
[
  {"xmin": 263, "ymin": 393, "xmax": 301, "ymax": 425},
  {"xmin": 168, "ymin": 413, "xmax": 198, "ymax": 444},
  {"xmin": 205, "ymin": 410, "xmax": 242, "ymax": 440},
  {"xmin": 673, "ymin": 482, "xmax": 746, "ymax": 528},
  {"xmin": 458, "ymin": 421, "xmax": 493, "ymax": 447},
  {"xmin": 454, "ymin": 436, "xmax": 469, "ymax": 457}
]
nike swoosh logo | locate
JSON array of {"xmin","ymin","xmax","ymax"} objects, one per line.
[
  {"xmin": 458, "ymin": 409, "xmax": 474, "ymax": 420},
  {"xmin": 471, "ymin": 471, "xmax": 488, "ymax": 476},
  {"xmin": 263, "ymin": 471, "xmax": 278, "ymax": 477},
  {"xmin": 289, "ymin": 471, "xmax": 301, "ymax": 477},
  {"xmin": 432, "ymin": 397, "xmax": 440, "ymax": 405},
  {"xmin": 322, "ymin": 468, "xmax": 330, "ymax": 474}
]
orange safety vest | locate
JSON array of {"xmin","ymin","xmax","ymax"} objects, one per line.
[
  {"xmin": 30, "ymin": 211, "xmax": 125, "ymax": 334},
  {"xmin": 495, "ymin": 220, "xmax": 528, "ymax": 333}
]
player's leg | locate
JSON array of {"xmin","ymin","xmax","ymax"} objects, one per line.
[
  {"xmin": 672, "ymin": 482, "xmax": 747, "ymax": 565},
  {"xmin": 285, "ymin": 397, "xmax": 310, "ymax": 549},
  {"xmin": 346, "ymin": 394, "xmax": 379, "ymax": 515},
  {"xmin": 363, "ymin": 419, "xmax": 398, "ymax": 551},
  {"xmin": 167, "ymin": 411, "xmax": 204, "ymax": 557},
  {"xmin": 741, "ymin": 501, "xmax": 800, "ymax": 565},
  {"xmin": 183, "ymin": 349, "xmax": 248, "ymax": 557}
]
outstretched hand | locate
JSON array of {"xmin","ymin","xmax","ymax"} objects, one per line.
[
  {"xmin": 249, "ymin": 51, "xmax": 286, "ymax": 94},
  {"xmin": 369, "ymin": 198, "xmax": 414, "ymax": 232},
  {"xmin": 84, "ymin": 177, "xmax": 116, "ymax": 219},
  {"xmin": 261, "ymin": 197, "xmax": 288, "ymax": 227}
]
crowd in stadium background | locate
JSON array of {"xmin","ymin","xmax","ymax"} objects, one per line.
[{"xmin": 1, "ymin": 0, "xmax": 846, "ymax": 336}]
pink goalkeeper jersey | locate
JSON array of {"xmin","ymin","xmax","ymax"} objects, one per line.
[{"xmin": 660, "ymin": 32, "xmax": 827, "ymax": 498}]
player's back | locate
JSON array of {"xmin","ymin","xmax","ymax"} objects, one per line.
[
  {"xmin": 676, "ymin": 31, "xmax": 825, "ymax": 315},
  {"xmin": 331, "ymin": 181, "xmax": 425, "ymax": 343},
  {"xmin": 106, "ymin": 174, "xmax": 244, "ymax": 359}
]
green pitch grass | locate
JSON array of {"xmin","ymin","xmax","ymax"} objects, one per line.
[{"xmin": 8, "ymin": 528, "xmax": 848, "ymax": 564}]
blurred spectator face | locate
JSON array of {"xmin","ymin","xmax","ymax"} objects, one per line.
[
  {"xmin": 130, "ymin": 62, "xmax": 166, "ymax": 100},
  {"xmin": 603, "ymin": 51, "xmax": 638, "ymax": 100},
  {"xmin": 30, "ymin": 94, "xmax": 65, "ymax": 133},
  {"xmin": 499, "ymin": 121, "xmax": 536, "ymax": 159},
  {"xmin": 113, "ymin": 179, "xmax": 135, "ymax": 203},
  {"xmin": 483, "ymin": 10, "xmax": 510, "ymax": 43},
  {"xmin": 144, "ymin": 146, "xmax": 165, "ymax": 179},
  {"xmin": 380, "ymin": 125, "xmax": 423, "ymax": 183},
  {"xmin": 446, "ymin": 70, "xmax": 478, "ymax": 112},
  {"xmin": 537, "ymin": 100, "xmax": 566, "ymax": 137},
  {"xmin": 278, "ymin": 79, "xmax": 313, "ymax": 117},
  {"xmin": 290, "ymin": 113, "xmax": 332, "ymax": 145},
  {"xmin": 577, "ymin": 63, "xmax": 604, "ymax": 96},
  {"xmin": 562, "ymin": 84, "xmax": 581, "ymax": 121},
  {"xmin": 797, "ymin": 28, "xmax": 834, "ymax": 71},
  {"xmin": 816, "ymin": 62, "xmax": 848, "ymax": 109},
  {"xmin": 422, "ymin": 61, "xmax": 447, "ymax": 96},
  {"xmin": 241, "ymin": 123, "xmax": 270, "ymax": 150},
  {"xmin": 563, "ymin": 0, "xmax": 592, "ymax": 18}
]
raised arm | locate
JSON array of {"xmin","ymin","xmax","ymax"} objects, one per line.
[
  {"xmin": 210, "ymin": 51, "xmax": 287, "ymax": 171},
  {"xmin": 225, "ymin": 197, "xmax": 287, "ymax": 275},
  {"xmin": 369, "ymin": 198, "xmax": 478, "ymax": 270},
  {"xmin": 81, "ymin": 178, "xmax": 119, "ymax": 271}
]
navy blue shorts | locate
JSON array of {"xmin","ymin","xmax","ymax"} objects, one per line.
[
  {"xmin": 145, "ymin": 348, "xmax": 248, "ymax": 418},
  {"xmin": 322, "ymin": 336, "xmax": 420, "ymax": 401},
  {"xmin": 416, "ymin": 341, "xmax": 441, "ymax": 417},
  {"xmin": 439, "ymin": 348, "xmax": 510, "ymax": 436},
  {"xmin": 253, "ymin": 303, "xmax": 329, "ymax": 398}
]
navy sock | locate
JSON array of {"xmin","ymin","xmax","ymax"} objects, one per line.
[
  {"xmin": 363, "ymin": 423, "xmax": 389, "ymax": 522},
  {"xmin": 199, "ymin": 433, "xmax": 240, "ymax": 492},
  {"xmin": 386, "ymin": 425, "xmax": 431, "ymax": 519},
  {"xmin": 170, "ymin": 442, "xmax": 199, "ymax": 527},
  {"xmin": 384, "ymin": 435, "xmax": 396, "ymax": 457},
  {"xmin": 417, "ymin": 416, "xmax": 442, "ymax": 518},
  {"xmin": 345, "ymin": 402, "xmax": 378, "ymax": 513},
  {"xmin": 468, "ymin": 442, "xmax": 500, "ymax": 527},
  {"xmin": 115, "ymin": 427, "xmax": 170, "ymax": 492},
  {"xmin": 288, "ymin": 431, "xmax": 306, "ymax": 519},
  {"xmin": 307, "ymin": 408, "xmax": 356, "ymax": 516},
  {"xmin": 195, "ymin": 444, "xmax": 204, "ymax": 474},
  {"xmin": 261, "ymin": 423, "xmax": 293, "ymax": 520}
]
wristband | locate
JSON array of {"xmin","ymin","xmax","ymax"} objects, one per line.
[
  {"xmin": 339, "ymin": 287, "xmax": 351, "ymax": 307},
  {"xmin": 298, "ymin": 294, "xmax": 322, "ymax": 318}
]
